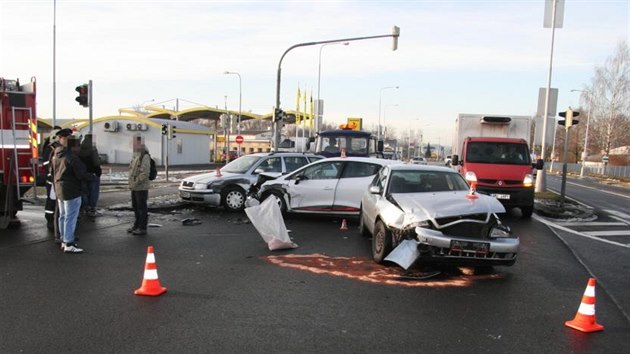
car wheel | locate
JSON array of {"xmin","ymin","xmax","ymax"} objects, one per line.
[
  {"xmin": 262, "ymin": 191, "xmax": 287, "ymax": 214},
  {"xmin": 520, "ymin": 206, "xmax": 533, "ymax": 219},
  {"xmin": 222, "ymin": 186, "xmax": 246, "ymax": 212},
  {"xmin": 358, "ymin": 207, "xmax": 370, "ymax": 237},
  {"xmin": 372, "ymin": 220, "xmax": 393, "ymax": 264}
]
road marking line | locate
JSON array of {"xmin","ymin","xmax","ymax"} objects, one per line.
[
  {"xmin": 565, "ymin": 180, "xmax": 630, "ymax": 199},
  {"xmin": 604, "ymin": 209, "xmax": 630, "ymax": 222},
  {"xmin": 557, "ymin": 221, "xmax": 626, "ymax": 227},
  {"xmin": 533, "ymin": 214, "xmax": 630, "ymax": 249},
  {"xmin": 584, "ymin": 230, "xmax": 630, "ymax": 237}
]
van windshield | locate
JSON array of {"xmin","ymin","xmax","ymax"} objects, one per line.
[{"xmin": 466, "ymin": 142, "xmax": 531, "ymax": 165}]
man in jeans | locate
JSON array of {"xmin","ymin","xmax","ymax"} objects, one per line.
[
  {"xmin": 128, "ymin": 136, "xmax": 151, "ymax": 235},
  {"xmin": 52, "ymin": 131, "xmax": 95, "ymax": 253}
]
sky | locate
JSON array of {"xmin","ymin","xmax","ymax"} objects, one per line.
[{"xmin": 1, "ymin": 0, "xmax": 629, "ymax": 146}]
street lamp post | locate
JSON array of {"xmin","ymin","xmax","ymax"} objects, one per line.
[
  {"xmin": 378, "ymin": 86, "xmax": 398, "ymax": 141},
  {"xmin": 382, "ymin": 103, "xmax": 398, "ymax": 140},
  {"xmin": 316, "ymin": 42, "xmax": 349, "ymax": 134},
  {"xmin": 273, "ymin": 26, "xmax": 400, "ymax": 150},
  {"xmin": 224, "ymin": 71, "xmax": 242, "ymax": 157},
  {"xmin": 571, "ymin": 89, "xmax": 592, "ymax": 177}
]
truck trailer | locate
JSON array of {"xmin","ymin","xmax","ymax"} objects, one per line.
[{"xmin": 451, "ymin": 114, "xmax": 543, "ymax": 218}]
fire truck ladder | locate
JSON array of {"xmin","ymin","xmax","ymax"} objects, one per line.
[{"xmin": 0, "ymin": 107, "xmax": 36, "ymax": 226}]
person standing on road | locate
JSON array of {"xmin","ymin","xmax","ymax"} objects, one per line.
[
  {"xmin": 42, "ymin": 126, "xmax": 62, "ymax": 238},
  {"xmin": 52, "ymin": 132, "xmax": 95, "ymax": 253},
  {"xmin": 79, "ymin": 134, "xmax": 102, "ymax": 217},
  {"xmin": 128, "ymin": 136, "xmax": 151, "ymax": 235}
]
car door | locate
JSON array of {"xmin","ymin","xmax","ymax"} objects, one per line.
[
  {"xmin": 285, "ymin": 160, "xmax": 343, "ymax": 212},
  {"xmin": 362, "ymin": 167, "xmax": 389, "ymax": 232},
  {"xmin": 332, "ymin": 161, "xmax": 383, "ymax": 212}
]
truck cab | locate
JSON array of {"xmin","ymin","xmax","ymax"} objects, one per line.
[
  {"xmin": 451, "ymin": 115, "xmax": 543, "ymax": 218},
  {"xmin": 311, "ymin": 129, "xmax": 383, "ymax": 158}
]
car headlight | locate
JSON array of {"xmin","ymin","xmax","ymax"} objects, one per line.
[
  {"xmin": 489, "ymin": 223, "xmax": 512, "ymax": 238},
  {"xmin": 523, "ymin": 174, "xmax": 534, "ymax": 187},
  {"xmin": 195, "ymin": 183, "xmax": 208, "ymax": 190}
]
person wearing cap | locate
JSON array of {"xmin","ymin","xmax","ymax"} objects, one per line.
[{"xmin": 51, "ymin": 130, "xmax": 95, "ymax": 253}]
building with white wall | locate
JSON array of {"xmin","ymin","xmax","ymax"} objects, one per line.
[{"xmin": 73, "ymin": 116, "xmax": 213, "ymax": 166}]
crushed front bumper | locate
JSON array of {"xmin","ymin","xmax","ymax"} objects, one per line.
[{"xmin": 414, "ymin": 227, "xmax": 519, "ymax": 266}]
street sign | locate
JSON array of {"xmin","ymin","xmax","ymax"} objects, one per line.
[
  {"xmin": 602, "ymin": 155, "xmax": 609, "ymax": 163},
  {"xmin": 235, "ymin": 135, "xmax": 244, "ymax": 145}
]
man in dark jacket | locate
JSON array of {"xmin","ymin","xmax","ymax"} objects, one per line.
[
  {"xmin": 79, "ymin": 134, "xmax": 102, "ymax": 217},
  {"xmin": 51, "ymin": 133, "xmax": 94, "ymax": 253}
]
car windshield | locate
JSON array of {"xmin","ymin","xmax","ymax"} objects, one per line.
[
  {"xmin": 222, "ymin": 155, "xmax": 261, "ymax": 174},
  {"xmin": 466, "ymin": 142, "xmax": 531, "ymax": 165},
  {"xmin": 388, "ymin": 170, "xmax": 469, "ymax": 193}
]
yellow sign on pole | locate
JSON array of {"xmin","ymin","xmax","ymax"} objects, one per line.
[{"xmin": 346, "ymin": 118, "xmax": 363, "ymax": 131}]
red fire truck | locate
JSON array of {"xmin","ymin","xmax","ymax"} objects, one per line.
[{"xmin": 1, "ymin": 77, "xmax": 39, "ymax": 228}]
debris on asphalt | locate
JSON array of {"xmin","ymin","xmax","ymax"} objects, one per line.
[
  {"xmin": 182, "ymin": 218, "xmax": 202, "ymax": 226},
  {"xmin": 245, "ymin": 197, "xmax": 297, "ymax": 251}
]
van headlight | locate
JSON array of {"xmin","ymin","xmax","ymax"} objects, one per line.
[
  {"xmin": 523, "ymin": 174, "xmax": 534, "ymax": 187},
  {"xmin": 465, "ymin": 171, "xmax": 477, "ymax": 183},
  {"xmin": 489, "ymin": 223, "xmax": 512, "ymax": 238}
]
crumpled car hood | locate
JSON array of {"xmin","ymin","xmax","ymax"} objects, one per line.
[
  {"xmin": 183, "ymin": 171, "xmax": 239, "ymax": 184},
  {"xmin": 383, "ymin": 191, "xmax": 506, "ymax": 228}
]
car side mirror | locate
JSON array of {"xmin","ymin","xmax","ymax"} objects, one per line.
[
  {"xmin": 534, "ymin": 159, "xmax": 544, "ymax": 170},
  {"xmin": 294, "ymin": 175, "xmax": 303, "ymax": 185},
  {"xmin": 452, "ymin": 155, "xmax": 459, "ymax": 166},
  {"xmin": 369, "ymin": 185, "xmax": 382, "ymax": 194},
  {"xmin": 254, "ymin": 168, "xmax": 264, "ymax": 175}
]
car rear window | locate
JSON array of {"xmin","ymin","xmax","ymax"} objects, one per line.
[
  {"xmin": 341, "ymin": 162, "xmax": 381, "ymax": 178},
  {"xmin": 284, "ymin": 156, "xmax": 310, "ymax": 172}
]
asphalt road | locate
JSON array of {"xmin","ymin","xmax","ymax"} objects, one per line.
[{"xmin": 1, "ymin": 187, "xmax": 629, "ymax": 353}]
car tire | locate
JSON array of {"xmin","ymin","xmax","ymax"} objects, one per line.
[
  {"xmin": 358, "ymin": 207, "xmax": 370, "ymax": 237},
  {"xmin": 372, "ymin": 220, "xmax": 393, "ymax": 264},
  {"xmin": 262, "ymin": 191, "xmax": 287, "ymax": 214},
  {"xmin": 520, "ymin": 206, "xmax": 533, "ymax": 219},
  {"xmin": 222, "ymin": 186, "xmax": 246, "ymax": 212}
]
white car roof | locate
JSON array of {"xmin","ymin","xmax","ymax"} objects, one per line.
[
  {"xmin": 387, "ymin": 163, "xmax": 456, "ymax": 172},
  {"xmin": 319, "ymin": 157, "xmax": 397, "ymax": 165}
]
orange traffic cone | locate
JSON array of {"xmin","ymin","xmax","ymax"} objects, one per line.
[
  {"xmin": 134, "ymin": 246, "xmax": 167, "ymax": 296},
  {"xmin": 466, "ymin": 181, "xmax": 479, "ymax": 199},
  {"xmin": 340, "ymin": 219, "xmax": 348, "ymax": 231},
  {"xmin": 341, "ymin": 148, "xmax": 347, "ymax": 158},
  {"xmin": 565, "ymin": 278, "xmax": 604, "ymax": 332},
  {"xmin": 216, "ymin": 167, "xmax": 222, "ymax": 177}
]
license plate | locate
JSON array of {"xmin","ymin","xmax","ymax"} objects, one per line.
[
  {"xmin": 180, "ymin": 191, "xmax": 191, "ymax": 198},
  {"xmin": 450, "ymin": 240, "xmax": 490, "ymax": 253},
  {"xmin": 491, "ymin": 193, "xmax": 510, "ymax": 200}
]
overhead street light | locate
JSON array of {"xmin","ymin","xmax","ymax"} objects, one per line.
[
  {"xmin": 273, "ymin": 26, "xmax": 401, "ymax": 150},
  {"xmin": 224, "ymin": 71, "xmax": 242, "ymax": 157},
  {"xmin": 378, "ymin": 86, "xmax": 398, "ymax": 141},
  {"xmin": 316, "ymin": 42, "xmax": 349, "ymax": 133}
]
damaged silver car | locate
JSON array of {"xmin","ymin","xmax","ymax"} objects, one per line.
[{"xmin": 359, "ymin": 164, "xmax": 518, "ymax": 267}]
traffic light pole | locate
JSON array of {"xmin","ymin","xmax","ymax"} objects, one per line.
[
  {"xmin": 273, "ymin": 27, "xmax": 400, "ymax": 150},
  {"xmin": 88, "ymin": 80, "xmax": 93, "ymax": 135}
]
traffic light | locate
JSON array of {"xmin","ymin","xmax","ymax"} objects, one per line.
[
  {"xmin": 166, "ymin": 124, "xmax": 177, "ymax": 140},
  {"xmin": 559, "ymin": 109, "xmax": 580, "ymax": 127},
  {"xmin": 75, "ymin": 84, "xmax": 89, "ymax": 107},
  {"xmin": 273, "ymin": 108, "xmax": 285, "ymax": 122},
  {"xmin": 161, "ymin": 123, "xmax": 168, "ymax": 136}
]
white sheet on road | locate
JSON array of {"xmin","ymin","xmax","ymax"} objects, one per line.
[{"xmin": 245, "ymin": 196, "xmax": 298, "ymax": 251}]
